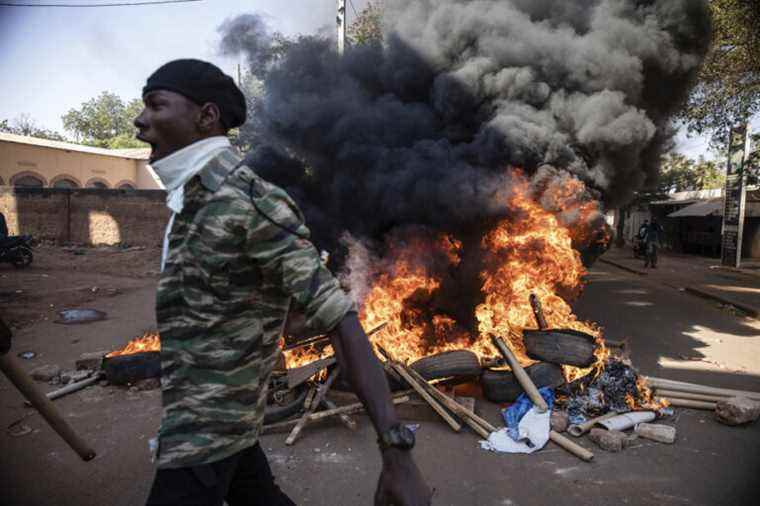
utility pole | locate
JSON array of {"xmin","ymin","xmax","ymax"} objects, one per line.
[
  {"xmin": 721, "ymin": 123, "xmax": 752, "ymax": 268},
  {"xmin": 337, "ymin": 0, "xmax": 346, "ymax": 55}
]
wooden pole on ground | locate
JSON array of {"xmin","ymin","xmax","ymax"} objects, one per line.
[
  {"xmin": 384, "ymin": 360, "xmax": 462, "ymax": 432},
  {"xmin": 644, "ymin": 376, "xmax": 760, "ymax": 401},
  {"xmin": 490, "ymin": 335, "xmax": 593, "ymax": 462},
  {"xmin": 657, "ymin": 397, "xmax": 716, "ymax": 410},
  {"xmin": 262, "ymin": 394, "xmax": 412, "ymax": 434},
  {"xmin": 491, "ymin": 336, "xmax": 548, "ymax": 413},
  {"xmin": 286, "ymin": 367, "xmax": 341, "ymax": 445},
  {"xmin": 402, "ymin": 362, "xmax": 495, "ymax": 438}
]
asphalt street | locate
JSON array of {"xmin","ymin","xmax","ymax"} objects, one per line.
[{"xmin": 1, "ymin": 260, "xmax": 759, "ymax": 506}]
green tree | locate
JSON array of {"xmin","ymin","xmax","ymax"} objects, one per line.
[
  {"xmin": 658, "ymin": 153, "xmax": 726, "ymax": 193},
  {"xmin": 348, "ymin": 1, "xmax": 383, "ymax": 46},
  {"xmin": 0, "ymin": 113, "xmax": 66, "ymax": 141},
  {"xmin": 680, "ymin": 0, "xmax": 760, "ymax": 144},
  {"xmin": 62, "ymin": 91, "xmax": 144, "ymax": 148}
]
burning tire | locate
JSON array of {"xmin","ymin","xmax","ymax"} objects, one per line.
[
  {"xmin": 103, "ymin": 351, "xmax": 161, "ymax": 385},
  {"xmin": 481, "ymin": 362, "xmax": 565, "ymax": 403},
  {"xmin": 265, "ymin": 384, "xmax": 309, "ymax": 424},
  {"xmin": 410, "ymin": 350, "xmax": 482, "ymax": 380},
  {"xmin": 523, "ymin": 329, "xmax": 598, "ymax": 368}
]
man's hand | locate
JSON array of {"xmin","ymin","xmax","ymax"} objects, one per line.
[{"xmin": 375, "ymin": 448, "xmax": 432, "ymax": 506}]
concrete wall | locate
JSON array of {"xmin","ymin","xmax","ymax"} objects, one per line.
[
  {"xmin": 0, "ymin": 186, "xmax": 168, "ymax": 246},
  {"xmin": 0, "ymin": 139, "xmax": 144, "ymax": 189},
  {"xmin": 135, "ymin": 160, "xmax": 163, "ymax": 190}
]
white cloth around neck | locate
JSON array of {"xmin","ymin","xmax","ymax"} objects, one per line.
[{"xmin": 150, "ymin": 136, "xmax": 232, "ymax": 271}]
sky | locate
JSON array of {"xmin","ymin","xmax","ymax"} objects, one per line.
[{"xmin": 0, "ymin": 0, "xmax": 751, "ymax": 161}]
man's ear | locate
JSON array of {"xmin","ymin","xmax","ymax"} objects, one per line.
[{"xmin": 197, "ymin": 102, "xmax": 222, "ymax": 133}]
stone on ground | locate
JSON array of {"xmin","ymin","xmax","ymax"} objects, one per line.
[
  {"xmin": 550, "ymin": 410, "xmax": 569, "ymax": 433},
  {"xmin": 30, "ymin": 364, "xmax": 61, "ymax": 382},
  {"xmin": 634, "ymin": 423, "xmax": 676, "ymax": 443},
  {"xmin": 75, "ymin": 351, "xmax": 109, "ymax": 371},
  {"xmin": 715, "ymin": 396, "xmax": 760, "ymax": 426},
  {"xmin": 589, "ymin": 428, "xmax": 637, "ymax": 452}
]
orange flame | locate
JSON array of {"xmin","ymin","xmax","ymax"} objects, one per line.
[
  {"xmin": 285, "ymin": 170, "xmax": 609, "ymax": 384},
  {"xmin": 106, "ymin": 331, "xmax": 160, "ymax": 357}
]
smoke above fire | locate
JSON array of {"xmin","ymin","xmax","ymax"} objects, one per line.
[
  {"xmin": 220, "ymin": 0, "xmax": 709, "ymax": 250},
  {"xmin": 219, "ymin": 1, "xmax": 710, "ymax": 358}
]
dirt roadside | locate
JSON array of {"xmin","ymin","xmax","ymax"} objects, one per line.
[{"xmin": 0, "ymin": 243, "xmax": 161, "ymax": 329}]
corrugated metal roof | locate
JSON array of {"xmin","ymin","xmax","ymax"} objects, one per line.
[
  {"xmin": 668, "ymin": 199, "xmax": 760, "ymax": 218},
  {"xmin": 0, "ymin": 132, "xmax": 150, "ymax": 160},
  {"xmin": 668, "ymin": 198, "xmax": 722, "ymax": 217}
]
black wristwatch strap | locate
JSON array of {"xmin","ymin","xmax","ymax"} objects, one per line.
[{"xmin": 378, "ymin": 423, "xmax": 415, "ymax": 451}]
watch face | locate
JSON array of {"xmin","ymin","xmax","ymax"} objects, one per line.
[
  {"xmin": 399, "ymin": 425, "xmax": 415, "ymax": 447},
  {"xmin": 381, "ymin": 424, "xmax": 415, "ymax": 450}
]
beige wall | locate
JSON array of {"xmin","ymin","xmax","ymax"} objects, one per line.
[
  {"xmin": 136, "ymin": 160, "xmax": 163, "ymax": 190},
  {"xmin": 1, "ymin": 186, "xmax": 169, "ymax": 246},
  {"xmin": 0, "ymin": 140, "xmax": 147, "ymax": 189}
]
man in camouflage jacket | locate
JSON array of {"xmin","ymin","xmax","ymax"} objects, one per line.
[{"xmin": 135, "ymin": 60, "xmax": 430, "ymax": 506}]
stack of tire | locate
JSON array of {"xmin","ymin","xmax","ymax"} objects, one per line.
[
  {"xmin": 405, "ymin": 329, "xmax": 598, "ymax": 404},
  {"xmin": 482, "ymin": 329, "xmax": 598, "ymax": 403}
]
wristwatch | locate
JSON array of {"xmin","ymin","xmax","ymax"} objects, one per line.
[{"xmin": 378, "ymin": 423, "xmax": 415, "ymax": 451}]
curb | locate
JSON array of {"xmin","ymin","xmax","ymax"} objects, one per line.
[
  {"xmin": 598, "ymin": 258, "xmax": 648, "ymax": 276},
  {"xmin": 683, "ymin": 286, "xmax": 760, "ymax": 318}
]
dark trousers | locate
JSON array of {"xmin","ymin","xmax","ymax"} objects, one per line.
[{"xmin": 145, "ymin": 443, "xmax": 295, "ymax": 506}]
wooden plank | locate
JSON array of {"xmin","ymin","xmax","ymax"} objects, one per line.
[{"xmin": 286, "ymin": 367, "xmax": 341, "ymax": 445}]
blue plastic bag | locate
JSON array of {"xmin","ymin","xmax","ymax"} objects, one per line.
[{"xmin": 502, "ymin": 387, "xmax": 555, "ymax": 441}]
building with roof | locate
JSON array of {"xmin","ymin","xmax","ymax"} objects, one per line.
[
  {"xmin": 0, "ymin": 132, "xmax": 161, "ymax": 190},
  {"xmin": 649, "ymin": 188, "xmax": 760, "ymax": 258}
]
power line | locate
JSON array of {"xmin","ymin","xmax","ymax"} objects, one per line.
[
  {"xmin": 348, "ymin": 0, "xmax": 358, "ymax": 18},
  {"xmin": 0, "ymin": 0, "xmax": 201, "ymax": 7}
]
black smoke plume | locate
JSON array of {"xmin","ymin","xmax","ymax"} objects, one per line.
[{"xmin": 219, "ymin": 0, "xmax": 710, "ymax": 256}]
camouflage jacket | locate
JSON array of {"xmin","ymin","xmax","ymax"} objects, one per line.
[{"xmin": 155, "ymin": 146, "xmax": 354, "ymax": 468}]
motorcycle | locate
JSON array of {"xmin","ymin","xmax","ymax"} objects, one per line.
[
  {"xmin": 0, "ymin": 235, "xmax": 34, "ymax": 268},
  {"xmin": 633, "ymin": 238, "xmax": 645, "ymax": 259}
]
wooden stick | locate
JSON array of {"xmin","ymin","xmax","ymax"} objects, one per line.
[
  {"xmin": 302, "ymin": 386, "xmax": 318, "ymax": 411},
  {"xmin": 529, "ymin": 293, "xmax": 548, "ymax": 330},
  {"xmin": 0, "ymin": 353, "xmax": 96, "ymax": 461},
  {"xmin": 655, "ymin": 389, "xmax": 727, "ymax": 403},
  {"xmin": 403, "ymin": 363, "xmax": 495, "ymax": 437},
  {"xmin": 322, "ymin": 398, "xmax": 357, "ymax": 431},
  {"xmin": 658, "ymin": 397, "xmax": 716, "ymax": 410},
  {"xmin": 491, "ymin": 336, "xmax": 548, "ymax": 413},
  {"xmin": 262, "ymin": 394, "xmax": 411, "ymax": 434},
  {"xmin": 491, "ymin": 337, "xmax": 592, "ymax": 461},
  {"xmin": 386, "ymin": 361, "xmax": 462, "ymax": 432},
  {"xmin": 567, "ymin": 412, "xmax": 618, "ymax": 437},
  {"xmin": 548, "ymin": 431, "xmax": 594, "ymax": 461},
  {"xmin": 286, "ymin": 367, "xmax": 341, "ymax": 445},
  {"xmin": 644, "ymin": 376, "xmax": 760, "ymax": 401}
]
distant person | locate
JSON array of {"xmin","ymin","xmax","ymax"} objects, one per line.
[
  {"xmin": 638, "ymin": 220, "xmax": 649, "ymax": 241},
  {"xmin": 635, "ymin": 219, "xmax": 648, "ymax": 258},
  {"xmin": 644, "ymin": 219, "xmax": 663, "ymax": 268},
  {"xmin": 0, "ymin": 212, "xmax": 8, "ymax": 240}
]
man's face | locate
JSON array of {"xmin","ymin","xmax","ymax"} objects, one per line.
[{"xmin": 134, "ymin": 90, "xmax": 203, "ymax": 162}]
